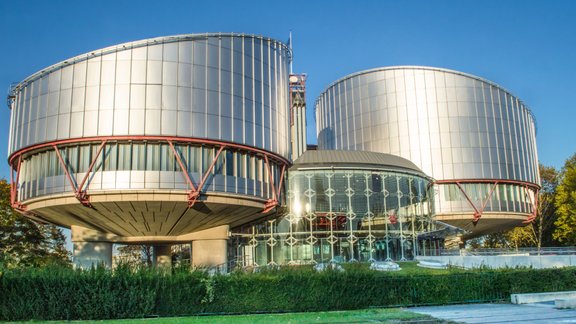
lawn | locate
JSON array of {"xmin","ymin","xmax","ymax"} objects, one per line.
[
  {"xmin": 82, "ymin": 308, "xmax": 434, "ymax": 323},
  {"xmin": 341, "ymin": 261, "xmax": 461, "ymax": 276}
]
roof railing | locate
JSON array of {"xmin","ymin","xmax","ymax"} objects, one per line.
[
  {"xmin": 6, "ymin": 82, "xmax": 18, "ymax": 109},
  {"xmin": 440, "ymin": 246, "xmax": 576, "ymax": 256}
]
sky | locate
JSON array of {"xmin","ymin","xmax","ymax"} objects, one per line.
[{"xmin": 1, "ymin": 0, "xmax": 575, "ymax": 182}]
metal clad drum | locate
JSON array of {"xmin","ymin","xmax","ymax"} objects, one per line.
[{"xmin": 315, "ymin": 66, "xmax": 540, "ymax": 230}]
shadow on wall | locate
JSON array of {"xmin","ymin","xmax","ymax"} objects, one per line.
[{"xmin": 317, "ymin": 127, "xmax": 335, "ymax": 150}]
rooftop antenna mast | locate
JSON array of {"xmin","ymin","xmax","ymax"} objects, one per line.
[{"xmin": 289, "ymin": 31, "xmax": 293, "ymax": 74}]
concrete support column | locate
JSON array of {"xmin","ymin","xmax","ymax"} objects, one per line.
[
  {"xmin": 190, "ymin": 225, "xmax": 229, "ymax": 272},
  {"xmin": 153, "ymin": 245, "xmax": 172, "ymax": 269},
  {"xmin": 71, "ymin": 226, "xmax": 113, "ymax": 269},
  {"xmin": 192, "ymin": 239, "xmax": 228, "ymax": 271}
]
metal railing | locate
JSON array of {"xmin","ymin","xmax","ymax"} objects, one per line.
[{"xmin": 440, "ymin": 246, "xmax": 576, "ymax": 256}]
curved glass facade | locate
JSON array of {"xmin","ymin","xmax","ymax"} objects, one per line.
[
  {"xmin": 232, "ymin": 168, "xmax": 435, "ymax": 265},
  {"xmin": 315, "ymin": 66, "xmax": 539, "ymax": 222},
  {"xmin": 17, "ymin": 142, "xmax": 283, "ymax": 202}
]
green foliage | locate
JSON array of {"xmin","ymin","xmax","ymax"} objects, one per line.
[
  {"xmin": 554, "ymin": 154, "xmax": 576, "ymax": 244},
  {"xmin": 2, "ymin": 264, "xmax": 576, "ymax": 321},
  {"xmin": 538, "ymin": 164, "xmax": 560, "ymax": 247},
  {"xmin": 0, "ymin": 179, "xmax": 71, "ymax": 268},
  {"xmin": 466, "ymin": 164, "xmax": 561, "ymax": 249}
]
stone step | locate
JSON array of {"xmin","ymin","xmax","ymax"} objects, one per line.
[
  {"xmin": 555, "ymin": 298, "xmax": 576, "ymax": 309},
  {"xmin": 511, "ymin": 291, "xmax": 576, "ymax": 304}
]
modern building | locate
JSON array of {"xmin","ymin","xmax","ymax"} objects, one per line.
[
  {"xmin": 289, "ymin": 73, "xmax": 307, "ymax": 160},
  {"xmin": 314, "ymin": 66, "xmax": 540, "ymax": 241},
  {"xmin": 7, "ymin": 33, "xmax": 292, "ymax": 269},
  {"xmin": 7, "ymin": 34, "xmax": 540, "ymax": 267},
  {"xmin": 232, "ymin": 150, "xmax": 437, "ymax": 265}
]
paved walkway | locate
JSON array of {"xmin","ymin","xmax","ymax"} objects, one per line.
[{"xmin": 410, "ymin": 302, "xmax": 576, "ymax": 323}]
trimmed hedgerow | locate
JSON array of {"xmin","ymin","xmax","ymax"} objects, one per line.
[{"xmin": 1, "ymin": 264, "xmax": 576, "ymax": 320}]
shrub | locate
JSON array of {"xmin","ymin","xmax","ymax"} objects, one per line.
[{"xmin": 1, "ymin": 264, "xmax": 575, "ymax": 320}]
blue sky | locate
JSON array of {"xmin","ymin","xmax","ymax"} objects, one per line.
[{"xmin": 1, "ymin": 0, "xmax": 575, "ymax": 182}]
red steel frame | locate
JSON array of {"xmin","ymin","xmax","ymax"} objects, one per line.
[
  {"xmin": 9, "ymin": 136, "xmax": 290, "ymax": 213},
  {"xmin": 433, "ymin": 179, "xmax": 540, "ymax": 225}
]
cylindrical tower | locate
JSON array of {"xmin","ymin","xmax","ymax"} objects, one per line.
[
  {"xmin": 7, "ymin": 33, "xmax": 291, "ymax": 267},
  {"xmin": 315, "ymin": 66, "xmax": 539, "ymax": 237}
]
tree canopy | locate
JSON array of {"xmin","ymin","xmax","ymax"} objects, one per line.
[
  {"xmin": 553, "ymin": 154, "xmax": 576, "ymax": 245},
  {"xmin": 0, "ymin": 179, "xmax": 71, "ymax": 268}
]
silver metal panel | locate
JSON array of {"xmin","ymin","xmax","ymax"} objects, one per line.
[
  {"xmin": 99, "ymin": 85, "xmax": 114, "ymax": 110},
  {"xmin": 10, "ymin": 34, "xmax": 290, "ymax": 203},
  {"xmin": 101, "ymin": 171, "xmax": 116, "ymax": 190},
  {"xmin": 98, "ymin": 110, "xmax": 113, "ymax": 135},
  {"xmin": 70, "ymin": 112, "xmax": 84, "ymax": 138},
  {"xmin": 146, "ymin": 85, "xmax": 161, "ymax": 109},
  {"xmin": 85, "ymin": 86, "xmax": 99, "ymax": 111},
  {"xmin": 315, "ymin": 67, "xmax": 538, "ymax": 185},
  {"xmin": 115, "ymin": 171, "xmax": 131, "ymax": 189},
  {"xmin": 130, "ymin": 171, "xmax": 145, "ymax": 189},
  {"xmin": 177, "ymin": 111, "xmax": 192, "ymax": 137},
  {"xmin": 162, "ymin": 86, "xmax": 177, "ymax": 111},
  {"xmin": 113, "ymin": 110, "xmax": 129, "ymax": 135},
  {"xmin": 45, "ymin": 116, "xmax": 58, "ymax": 141},
  {"xmin": 131, "ymin": 60, "xmax": 146, "ymax": 84},
  {"xmin": 130, "ymin": 85, "xmax": 145, "ymax": 109},
  {"xmin": 178, "ymin": 86, "xmax": 191, "ymax": 111},
  {"xmin": 145, "ymin": 171, "xmax": 160, "ymax": 189},
  {"xmin": 147, "ymin": 61, "xmax": 162, "ymax": 84},
  {"xmin": 129, "ymin": 110, "xmax": 145, "ymax": 134},
  {"xmin": 145, "ymin": 110, "xmax": 161, "ymax": 134},
  {"xmin": 161, "ymin": 110, "xmax": 177, "ymax": 135},
  {"xmin": 163, "ymin": 62, "xmax": 178, "ymax": 86},
  {"xmin": 83, "ymin": 111, "xmax": 98, "ymax": 136},
  {"xmin": 57, "ymin": 114, "xmax": 70, "ymax": 139}
]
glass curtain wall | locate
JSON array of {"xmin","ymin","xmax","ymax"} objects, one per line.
[
  {"xmin": 17, "ymin": 142, "xmax": 283, "ymax": 202},
  {"xmin": 232, "ymin": 169, "xmax": 435, "ymax": 266}
]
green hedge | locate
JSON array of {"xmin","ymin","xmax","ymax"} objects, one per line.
[{"xmin": 1, "ymin": 265, "xmax": 576, "ymax": 320}]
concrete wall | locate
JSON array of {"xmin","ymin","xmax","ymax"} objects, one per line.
[{"xmin": 416, "ymin": 255, "xmax": 576, "ymax": 269}]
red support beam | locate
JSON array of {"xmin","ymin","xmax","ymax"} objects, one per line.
[
  {"xmin": 197, "ymin": 145, "xmax": 226, "ymax": 195},
  {"xmin": 167, "ymin": 140, "xmax": 197, "ymax": 192},
  {"xmin": 435, "ymin": 178, "xmax": 540, "ymax": 190},
  {"xmin": 437, "ymin": 179, "xmax": 539, "ymax": 225},
  {"xmin": 53, "ymin": 145, "xmax": 79, "ymax": 193},
  {"xmin": 9, "ymin": 156, "xmax": 26, "ymax": 212},
  {"xmin": 262, "ymin": 159, "xmax": 287, "ymax": 214},
  {"xmin": 9, "ymin": 136, "xmax": 292, "ymax": 211},
  {"xmin": 181, "ymin": 145, "xmax": 227, "ymax": 208},
  {"xmin": 264, "ymin": 155, "xmax": 277, "ymax": 201},
  {"xmin": 9, "ymin": 135, "xmax": 290, "ymax": 167},
  {"xmin": 523, "ymin": 185, "xmax": 539, "ymax": 224},
  {"xmin": 53, "ymin": 141, "xmax": 108, "ymax": 208},
  {"xmin": 276, "ymin": 163, "xmax": 287, "ymax": 202},
  {"xmin": 77, "ymin": 140, "xmax": 107, "ymax": 194},
  {"xmin": 9, "ymin": 157, "xmax": 16, "ymax": 206}
]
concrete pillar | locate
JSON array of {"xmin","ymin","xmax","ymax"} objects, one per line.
[
  {"xmin": 192, "ymin": 239, "xmax": 228, "ymax": 271},
  {"xmin": 71, "ymin": 225, "xmax": 113, "ymax": 269},
  {"xmin": 153, "ymin": 245, "xmax": 172, "ymax": 269},
  {"xmin": 190, "ymin": 225, "xmax": 229, "ymax": 272}
]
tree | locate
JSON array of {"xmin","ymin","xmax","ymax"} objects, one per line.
[
  {"xmin": 43, "ymin": 224, "xmax": 72, "ymax": 266},
  {"xmin": 115, "ymin": 245, "xmax": 153, "ymax": 268},
  {"xmin": 553, "ymin": 154, "xmax": 576, "ymax": 245},
  {"xmin": 0, "ymin": 179, "xmax": 71, "ymax": 268},
  {"xmin": 481, "ymin": 232, "xmax": 509, "ymax": 248},
  {"xmin": 534, "ymin": 164, "xmax": 560, "ymax": 248},
  {"xmin": 506, "ymin": 164, "xmax": 560, "ymax": 249}
]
